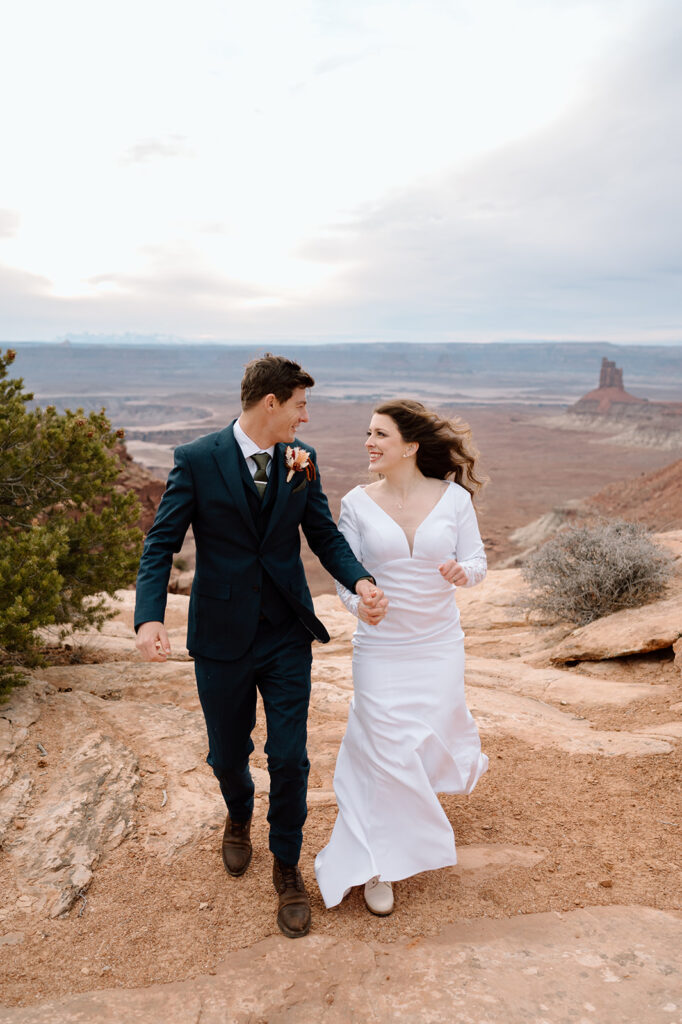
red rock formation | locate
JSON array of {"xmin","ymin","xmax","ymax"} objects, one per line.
[
  {"xmin": 599, "ymin": 357, "xmax": 623, "ymax": 390},
  {"xmin": 572, "ymin": 358, "xmax": 646, "ymax": 414},
  {"xmin": 586, "ymin": 458, "xmax": 682, "ymax": 532}
]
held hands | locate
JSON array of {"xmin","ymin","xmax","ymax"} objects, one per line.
[
  {"xmin": 355, "ymin": 579, "xmax": 389, "ymax": 626},
  {"xmin": 136, "ymin": 586, "xmax": 390, "ymax": 652},
  {"xmin": 136, "ymin": 621, "xmax": 171, "ymax": 662},
  {"xmin": 438, "ymin": 559, "xmax": 469, "ymax": 587}
]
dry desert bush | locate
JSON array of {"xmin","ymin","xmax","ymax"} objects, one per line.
[{"xmin": 521, "ymin": 519, "xmax": 673, "ymax": 626}]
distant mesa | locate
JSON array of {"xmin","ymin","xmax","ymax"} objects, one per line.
[
  {"xmin": 571, "ymin": 357, "xmax": 647, "ymax": 415},
  {"xmin": 563, "ymin": 357, "xmax": 682, "ymax": 450}
]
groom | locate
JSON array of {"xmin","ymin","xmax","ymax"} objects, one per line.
[{"xmin": 134, "ymin": 354, "xmax": 385, "ymax": 938}]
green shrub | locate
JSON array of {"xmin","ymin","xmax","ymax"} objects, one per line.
[
  {"xmin": 0, "ymin": 349, "xmax": 143, "ymax": 697},
  {"xmin": 521, "ymin": 519, "xmax": 673, "ymax": 626}
]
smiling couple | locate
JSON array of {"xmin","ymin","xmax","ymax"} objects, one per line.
[{"xmin": 135, "ymin": 353, "xmax": 488, "ymax": 936}]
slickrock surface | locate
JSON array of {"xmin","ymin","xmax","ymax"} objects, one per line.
[
  {"xmin": 466, "ymin": 654, "xmax": 670, "ymax": 706},
  {"xmin": 2, "ymin": 907, "xmax": 681, "ymax": 1024},
  {"xmin": 10, "ymin": 729, "xmax": 138, "ymax": 918},
  {"xmin": 1, "ymin": 568, "xmax": 681, "ymax": 1021},
  {"xmin": 550, "ymin": 596, "xmax": 682, "ymax": 664}
]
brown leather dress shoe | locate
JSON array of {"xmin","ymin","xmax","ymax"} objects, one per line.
[
  {"xmin": 221, "ymin": 815, "xmax": 252, "ymax": 876},
  {"xmin": 272, "ymin": 857, "xmax": 311, "ymax": 938}
]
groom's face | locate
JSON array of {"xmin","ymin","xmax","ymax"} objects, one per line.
[{"xmin": 270, "ymin": 387, "xmax": 309, "ymax": 443}]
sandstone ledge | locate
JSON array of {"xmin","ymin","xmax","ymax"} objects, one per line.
[
  {"xmin": 551, "ymin": 597, "xmax": 682, "ymax": 664},
  {"xmin": 2, "ymin": 906, "xmax": 680, "ymax": 1024}
]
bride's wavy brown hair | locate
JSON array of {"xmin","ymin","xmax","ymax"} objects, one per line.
[{"xmin": 373, "ymin": 399, "xmax": 485, "ymax": 499}]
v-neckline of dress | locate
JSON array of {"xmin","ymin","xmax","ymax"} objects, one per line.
[{"xmin": 359, "ymin": 483, "xmax": 450, "ymax": 557}]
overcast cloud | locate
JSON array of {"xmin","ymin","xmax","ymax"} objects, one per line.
[
  {"xmin": 0, "ymin": 210, "xmax": 20, "ymax": 239},
  {"xmin": 122, "ymin": 135, "xmax": 195, "ymax": 165},
  {"xmin": 0, "ymin": 0, "xmax": 679, "ymax": 342}
]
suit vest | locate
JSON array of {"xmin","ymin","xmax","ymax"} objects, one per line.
[{"xmin": 238, "ymin": 452, "xmax": 294, "ymax": 627}]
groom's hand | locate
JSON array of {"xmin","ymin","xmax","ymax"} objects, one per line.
[
  {"xmin": 136, "ymin": 621, "xmax": 171, "ymax": 661},
  {"xmin": 355, "ymin": 579, "xmax": 388, "ymax": 626}
]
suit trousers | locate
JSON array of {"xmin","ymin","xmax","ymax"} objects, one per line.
[{"xmin": 193, "ymin": 616, "xmax": 313, "ymax": 865}]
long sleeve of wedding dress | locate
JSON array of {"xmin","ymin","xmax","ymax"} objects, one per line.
[
  {"xmin": 334, "ymin": 496, "xmax": 362, "ymax": 616},
  {"xmin": 453, "ymin": 491, "xmax": 487, "ymax": 587}
]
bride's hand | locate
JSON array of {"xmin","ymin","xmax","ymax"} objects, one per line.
[
  {"xmin": 356, "ymin": 579, "xmax": 389, "ymax": 625},
  {"xmin": 358, "ymin": 599, "xmax": 387, "ymax": 625},
  {"xmin": 438, "ymin": 559, "xmax": 468, "ymax": 587}
]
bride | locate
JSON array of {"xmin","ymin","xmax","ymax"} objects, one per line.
[{"xmin": 314, "ymin": 399, "xmax": 488, "ymax": 915}]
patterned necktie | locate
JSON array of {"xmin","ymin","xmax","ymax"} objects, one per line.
[{"xmin": 252, "ymin": 451, "xmax": 271, "ymax": 502}]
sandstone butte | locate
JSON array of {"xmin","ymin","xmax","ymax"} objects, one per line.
[
  {"xmin": 571, "ymin": 356, "xmax": 682, "ymax": 424},
  {"xmin": 560, "ymin": 356, "xmax": 682, "ymax": 457},
  {"xmin": 1, "ymin": 535, "xmax": 681, "ymax": 1023}
]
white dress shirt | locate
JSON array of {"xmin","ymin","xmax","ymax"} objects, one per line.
[{"xmin": 233, "ymin": 419, "xmax": 275, "ymax": 478}]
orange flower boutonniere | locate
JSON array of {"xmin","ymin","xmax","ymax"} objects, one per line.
[{"xmin": 284, "ymin": 446, "xmax": 316, "ymax": 483}]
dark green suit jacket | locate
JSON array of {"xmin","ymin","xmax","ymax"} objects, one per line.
[{"xmin": 134, "ymin": 421, "xmax": 369, "ymax": 660}]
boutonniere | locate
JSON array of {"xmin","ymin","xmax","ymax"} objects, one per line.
[{"xmin": 284, "ymin": 446, "xmax": 316, "ymax": 483}]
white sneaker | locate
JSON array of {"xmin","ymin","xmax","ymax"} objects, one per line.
[{"xmin": 364, "ymin": 876, "xmax": 394, "ymax": 916}]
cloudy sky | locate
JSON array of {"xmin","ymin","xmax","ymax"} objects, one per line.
[{"xmin": 1, "ymin": 0, "xmax": 680, "ymax": 343}]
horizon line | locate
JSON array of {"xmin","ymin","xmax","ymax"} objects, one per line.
[{"xmin": 4, "ymin": 338, "xmax": 682, "ymax": 350}]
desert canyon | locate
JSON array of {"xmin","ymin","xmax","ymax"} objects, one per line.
[{"xmin": 1, "ymin": 344, "xmax": 681, "ymax": 1022}]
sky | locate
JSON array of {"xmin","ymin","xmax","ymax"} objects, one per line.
[{"xmin": 0, "ymin": 0, "xmax": 680, "ymax": 344}]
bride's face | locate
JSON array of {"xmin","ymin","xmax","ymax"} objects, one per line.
[{"xmin": 365, "ymin": 413, "xmax": 405, "ymax": 474}]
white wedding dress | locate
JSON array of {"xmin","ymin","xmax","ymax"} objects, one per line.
[{"xmin": 314, "ymin": 481, "xmax": 489, "ymax": 909}]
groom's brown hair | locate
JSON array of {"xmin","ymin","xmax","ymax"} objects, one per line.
[{"xmin": 241, "ymin": 353, "xmax": 315, "ymax": 409}]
